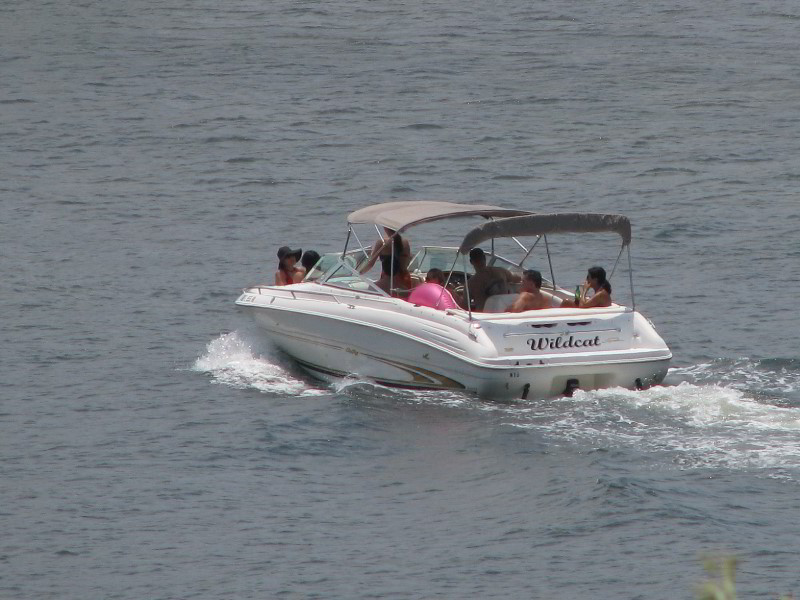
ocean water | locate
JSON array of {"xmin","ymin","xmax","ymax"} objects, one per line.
[{"xmin": 3, "ymin": 1, "xmax": 800, "ymax": 598}]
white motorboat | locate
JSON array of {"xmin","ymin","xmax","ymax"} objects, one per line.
[{"xmin": 235, "ymin": 201, "xmax": 671, "ymax": 400}]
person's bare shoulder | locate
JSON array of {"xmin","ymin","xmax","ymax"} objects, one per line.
[{"xmin": 508, "ymin": 292, "xmax": 532, "ymax": 312}]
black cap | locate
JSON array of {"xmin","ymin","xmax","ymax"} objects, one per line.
[{"xmin": 277, "ymin": 246, "xmax": 302, "ymax": 261}]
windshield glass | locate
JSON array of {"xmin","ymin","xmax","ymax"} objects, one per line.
[
  {"xmin": 407, "ymin": 247, "xmax": 468, "ymax": 275},
  {"xmin": 408, "ymin": 246, "xmax": 522, "ymax": 275},
  {"xmin": 317, "ymin": 257, "xmax": 386, "ymax": 294},
  {"xmin": 306, "ymin": 250, "xmax": 368, "ymax": 281}
]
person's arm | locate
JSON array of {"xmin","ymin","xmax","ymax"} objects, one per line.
[
  {"xmin": 572, "ymin": 281, "xmax": 589, "ymax": 306},
  {"xmin": 359, "ymin": 238, "xmax": 390, "ymax": 274},
  {"xmin": 507, "ymin": 294, "xmax": 529, "ymax": 313},
  {"xmin": 466, "ymin": 276, "xmax": 482, "ymax": 310},
  {"xmin": 275, "ymin": 270, "xmax": 288, "ymax": 286},
  {"xmin": 580, "ymin": 289, "xmax": 610, "ymax": 308},
  {"xmin": 293, "ymin": 267, "xmax": 307, "ymax": 283}
]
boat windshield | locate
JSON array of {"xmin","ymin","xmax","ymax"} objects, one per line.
[
  {"xmin": 317, "ymin": 254, "xmax": 387, "ymax": 294},
  {"xmin": 305, "ymin": 250, "xmax": 368, "ymax": 282},
  {"xmin": 408, "ymin": 246, "xmax": 522, "ymax": 277}
]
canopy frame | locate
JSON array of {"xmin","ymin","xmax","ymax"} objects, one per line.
[
  {"xmin": 333, "ymin": 206, "xmax": 637, "ymax": 313},
  {"xmin": 458, "ymin": 213, "xmax": 632, "ymax": 253},
  {"xmin": 457, "ymin": 213, "xmax": 636, "ymax": 314},
  {"xmin": 348, "ymin": 201, "xmax": 531, "ymax": 233}
]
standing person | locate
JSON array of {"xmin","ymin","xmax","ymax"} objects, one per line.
[
  {"xmin": 360, "ymin": 227, "xmax": 412, "ymax": 274},
  {"xmin": 561, "ymin": 266, "xmax": 612, "ymax": 308},
  {"xmin": 274, "ymin": 246, "xmax": 303, "ymax": 286},
  {"xmin": 408, "ymin": 268, "xmax": 459, "ymax": 310},
  {"xmin": 466, "ymin": 247, "xmax": 521, "ymax": 311},
  {"xmin": 374, "ymin": 254, "xmax": 414, "ymax": 296},
  {"xmin": 507, "ymin": 270, "xmax": 550, "ymax": 312}
]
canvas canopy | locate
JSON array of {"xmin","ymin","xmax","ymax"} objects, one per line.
[
  {"xmin": 458, "ymin": 213, "xmax": 632, "ymax": 253},
  {"xmin": 347, "ymin": 201, "xmax": 531, "ymax": 232}
]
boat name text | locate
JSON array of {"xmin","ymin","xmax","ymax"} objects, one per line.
[{"xmin": 527, "ymin": 335, "xmax": 601, "ymax": 351}]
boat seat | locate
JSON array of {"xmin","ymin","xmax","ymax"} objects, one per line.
[{"xmin": 482, "ymin": 291, "xmax": 560, "ymax": 313}]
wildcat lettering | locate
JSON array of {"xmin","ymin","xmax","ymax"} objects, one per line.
[{"xmin": 527, "ymin": 335, "xmax": 601, "ymax": 351}]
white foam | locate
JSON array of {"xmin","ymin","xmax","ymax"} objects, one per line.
[
  {"xmin": 333, "ymin": 377, "xmax": 472, "ymax": 407},
  {"xmin": 331, "ymin": 376, "xmax": 393, "ymax": 399},
  {"xmin": 505, "ymin": 381, "xmax": 800, "ymax": 472},
  {"xmin": 670, "ymin": 358, "xmax": 800, "ymax": 395},
  {"xmin": 192, "ymin": 339, "xmax": 800, "ymax": 472},
  {"xmin": 192, "ymin": 331, "xmax": 328, "ymax": 396},
  {"xmin": 593, "ymin": 382, "xmax": 800, "ymax": 431}
]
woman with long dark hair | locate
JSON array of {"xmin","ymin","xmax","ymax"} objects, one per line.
[
  {"xmin": 561, "ymin": 266, "xmax": 612, "ymax": 308},
  {"xmin": 360, "ymin": 227, "xmax": 412, "ymax": 274}
]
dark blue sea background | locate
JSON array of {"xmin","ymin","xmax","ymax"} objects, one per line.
[{"xmin": 3, "ymin": 1, "xmax": 800, "ymax": 598}]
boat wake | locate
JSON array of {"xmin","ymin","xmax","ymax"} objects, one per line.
[
  {"xmin": 194, "ymin": 336, "xmax": 800, "ymax": 474},
  {"xmin": 670, "ymin": 357, "xmax": 800, "ymax": 403},
  {"xmin": 332, "ymin": 376, "xmax": 473, "ymax": 407},
  {"xmin": 499, "ymin": 360, "xmax": 800, "ymax": 475},
  {"xmin": 192, "ymin": 331, "xmax": 329, "ymax": 396},
  {"xmin": 194, "ymin": 331, "xmax": 475, "ymax": 403}
]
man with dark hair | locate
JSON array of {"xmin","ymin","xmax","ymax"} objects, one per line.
[
  {"xmin": 507, "ymin": 269, "xmax": 550, "ymax": 312},
  {"xmin": 466, "ymin": 247, "xmax": 520, "ymax": 311}
]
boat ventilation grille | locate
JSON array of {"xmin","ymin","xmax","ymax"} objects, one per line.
[{"xmin": 529, "ymin": 321, "xmax": 593, "ymax": 329}]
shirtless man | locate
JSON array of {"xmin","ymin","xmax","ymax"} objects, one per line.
[
  {"xmin": 507, "ymin": 270, "xmax": 550, "ymax": 312},
  {"xmin": 466, "ymin": 247, "xmax": 521, "ymax": 311}
]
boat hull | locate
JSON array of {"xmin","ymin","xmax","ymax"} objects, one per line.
[{"xmin": 236, "ymin": 286, "xmax": 671, "ymax": 400}]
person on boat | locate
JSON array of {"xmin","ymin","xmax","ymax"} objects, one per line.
[
  {"xmin": 300, "ymin": 250, "xmax": 321, "ymax": 280},
  {"xmin": 466, "ymin": 247, "xmax": 521, "ymax": 311},
  {"xmin": 374, "ymin": 253, "xmax": 414, "ymax": 296},
  {"xmin": 561, "ymin": 266, "xmax": 612, "ymax": 308},
  {"xmin": 507, "ymin": 269, "xmax": 550, "ymax": 312},
  {"xmin": 275, "ymin": 246, "xmax": 304, "ymax": 286},
  {"xmin": 360, "ymin": 227, "xmax": 412, "ymax": 274},
  {"xmin": 407, "ymin": 268, "xmax": 460, "ymax": 310}
]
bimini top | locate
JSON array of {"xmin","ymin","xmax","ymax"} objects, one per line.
[
  {"xmin": 347, "ymin": 201, "xmax": 531, "ymax": 232},
  {"xmin": 458, "ymin": 213, "xmax": 632, "ymax": 253}
]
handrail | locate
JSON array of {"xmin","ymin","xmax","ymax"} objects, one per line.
[
  {"xmin": 514, "ymin": 235, "xmax": 541, "ymax": 268},
  {"xmin": 628, "ymin": 246, "xmax": 636, "ymax": 311},
  {"xmin": 240, "ymin": 284, "xmax": 399, "ymax": 305}
]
